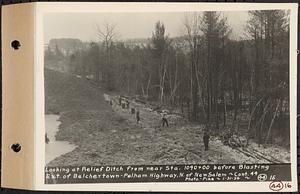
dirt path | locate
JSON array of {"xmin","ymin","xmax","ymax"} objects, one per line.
[
  {"xmin": 46, "ymin": 70, "xmax": 289, "ymax": 166},
  {"xmin": 48, "ymin": 92, "xmax": 239, "ymax": 166},
  {"xmin": 106, "ymin": 94, "xmax": 290, "ymax": 164},
  {"xmin": 103, "ymin": 94, "xmax": 256, "ymax": 164}
]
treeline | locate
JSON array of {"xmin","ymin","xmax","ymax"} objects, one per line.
[{"xmin": 45, "ymin": 10, "xmax": 290, "ymax": 145}]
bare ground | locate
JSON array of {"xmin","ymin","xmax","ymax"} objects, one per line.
[{"xmin": 46, "ymin": 69, "xmax": 290, "ymax": 166}]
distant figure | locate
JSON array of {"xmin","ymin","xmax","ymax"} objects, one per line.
[
  {"xmin": 126, "ymin": 100, "xmax": 130, "ymax": 109},
  {"xmin": 119, "ymin": 96, "xmax": 122, "ymax": 105},
  {"xmin": 136, "ymin": 110, "xmax": 140, "ymax": 124},
  {"xmin": 131, "ymin": 108, "xmax": 135, "ymax": 114},
  {"xmin": 45, "ymin": 133, "xmax": 50, "ymax": 144},
  {"xmin": 121, "ymin": 101, "xmax": 126, "ymax": 109},
  {"xmin": 110, "ymin": 99, "xmax": 113, "ymax": 106},
  {"xmin": 203, "ymin": 129, "xmax": 210, "ymax": 151},
  {"xmin": 161, "ymin": 112, "xmax": 169, "ymax": 127}
]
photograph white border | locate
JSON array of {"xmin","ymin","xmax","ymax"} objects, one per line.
[{"xmin": 34, "ymin": 2, "xmax": 298, "ymax": 192}]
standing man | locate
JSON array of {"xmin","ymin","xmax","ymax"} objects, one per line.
[
  {"xmin": 136, "ymin": 110, "xmax": 140, "ymax": 124},
  {"xmin": 161, "ymin": 111, "xmax": 169, "ymax": 127},
  {"xmin": 203, "ymin": 129, "xmax": 210, "ymax": 151},
  {"xmin": 119, "ymin": 96, "xmax": 122, "ymax": 105},
  {"xmin": 131, "ymin": 108, "xmax": 135, "ymax": 114},
  {"xmin": 45, "ymin": 133, "xmax": 50, "ymax": 144}
]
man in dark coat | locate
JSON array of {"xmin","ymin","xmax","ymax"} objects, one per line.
[
  {"xmin": 45, "ymin": 133, "xmax": 50, "ymax": 144},
  {"xmin": 161, "ymin": 112, "xmax": 169, "ymax": 127},
  {"xmin": 136, "ymin": 110, "xmax": 140, "ymax": 124},
  {"xmin": 203, "ymin": 130, "xmax": 210, "ymax": 151},
  {"xmin": 119, "ymin": 96, "xmax": 122, "ymax": 105}
]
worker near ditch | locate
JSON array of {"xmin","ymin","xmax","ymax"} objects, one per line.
[
  {"xmin": 161, "ymin": 111, "xmax": 169, "ymax": 127},
  {"xmin": 45, "ymin": 133, "xmax": 50, "ymax": 144},
  {"xmin": 136, "ymin": 110, "xmax": 140, "ymax": 124},
  {"xmin": 203, "ymin": 129, "xmax": 210, "ymax": 151},
  {"xmin": 118, "ymin": 96, "xmax": 122, "ymax": 105}
]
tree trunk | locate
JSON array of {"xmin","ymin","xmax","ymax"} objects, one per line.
[
  {"xmin": 264, "ymin": 99, "xmax": 280, "ymax": 144},
  {"xmin": 246, "ymin": 97, "xmax": 264, "ymax": 145}
]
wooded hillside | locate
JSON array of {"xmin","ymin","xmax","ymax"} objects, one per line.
[{"xmin": 45, "ymin": 10, "xmax": 290, "ymax": 147}]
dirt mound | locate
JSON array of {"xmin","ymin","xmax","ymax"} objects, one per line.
[
  {"xmin": 45, "ymin": 68, "xmax": 106, "ymax": 114},
  {"xmin": 56, "ymin": 110, "xmax": 129, "ymax": 144},
  {"xmin": 45, "ymin": 69, "xmax": 132, "ymax": 165}
]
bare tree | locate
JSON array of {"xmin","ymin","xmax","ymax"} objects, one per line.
[
  {"xmin": 183, "ymin": 13, "xmax": 203, "ymax": 121},
  {"xmin": 151, "ymin": 21, "xmax": 171, "ymax": 102},
  {"xmin": 95, "ymin": 21, "xmax": 117, "ymax": 88}
]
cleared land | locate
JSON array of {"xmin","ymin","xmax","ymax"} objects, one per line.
[{"xmin": 45, "ymin": 69, "xmax": 290, "ymax": 166}]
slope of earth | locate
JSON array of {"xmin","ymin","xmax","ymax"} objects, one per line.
[
  {"xmin": 104, "ymin": 94, "xmax": 290, "ymax": 164},
  {"xmin": 45, "ymin": 69, "xmax": 289, "ymax": 166}
]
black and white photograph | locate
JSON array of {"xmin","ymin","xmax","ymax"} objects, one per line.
[{"xmin": 42, "ymin": 3, "xmax": 296, "ymax": 187}]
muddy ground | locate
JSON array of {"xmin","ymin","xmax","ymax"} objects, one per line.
[{"xmin": 45, "ymin": 69, "xmax": 290, "ymax": 166}]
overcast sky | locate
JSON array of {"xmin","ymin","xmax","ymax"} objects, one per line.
[{"xmin": 44, "ymin": 11, "xmax": 249, "ymax": 43}]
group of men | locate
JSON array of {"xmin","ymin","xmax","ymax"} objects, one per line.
[
  {"xmin": 118, "ymin": 96, "xmax": 140, "ymax": 124},
  {"xmin": 118, "ymin": 96, "xmax": 170, "ymax": 127},
  {"xmin": 118, "ymin": 96, "xmax": 130, "ymax": 109},
  {"xmin": 117, "ymin": 95, "xmax": 210, "ymax": 151}
]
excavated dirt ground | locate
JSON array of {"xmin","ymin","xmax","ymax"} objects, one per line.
[{"xmin": 45, "ymin": 69, "xmax": 290, "ymax": 166}]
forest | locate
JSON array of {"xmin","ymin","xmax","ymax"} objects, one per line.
[{"xmin": 45, "ymin": 10, "xmax": 290, "ymax": 148}]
